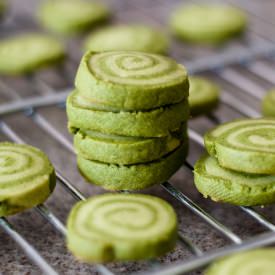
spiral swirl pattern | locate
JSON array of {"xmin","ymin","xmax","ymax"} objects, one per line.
[
  {"xmin": 89, "ymin": 51, "xmax": 186, "ymax": 86},
  {"xmin": 0, "ymin": 142, "xmax": 55, "ymax": 216},
  {"xmin": 208, "ymin": 118, "xmax": 275, "ymax": 153},
  {"xmin": 206, "ymin": 249, "xmax": 275, "ymax": 275},
  {"xmin": 205, "ymin": 118, "xmax": 275, "ymax": 174},
  {"xmin": 0, "ymin": 143, "xmax": 52, "ymax": 188},
  {"xmin": 67, "ymin": 193, "xmax": 178, "ymax": 261}
]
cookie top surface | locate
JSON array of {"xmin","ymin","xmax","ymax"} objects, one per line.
[
  {"xmin": 204, "ymin": 118, "xmax": 275, "ymax": 174},
  {"xmin": 206, "ymin": 249, "xmax": 275, "ymax": 275},
  {"xmin": 205, "ymin": 118, "xmax": 275, "ymax": 155},
  {"xmin": 189, "ymin": 76, "xmax": 220, "ymax": 116},
  {"xmin": 86, "ymin": 51, "xmax": 187, "ymax": 88},
  {"xmin": 84, "ymin": 25, "xmax": 168, "ymax": 54},
  {"xmin": 38, "ymin": 0, "xmax": 109, "ymax": 34},
  {"xmin": 170, "ymin": 4, "xmax": 247, "ymax": 44},
  {"xmin": 0, "ymin": 142, "xmax": 55, "ymax": 216},
  {"xmin": 75, "ymin": 51, "xmax": 189, "ymax": 110},
  {"xmin": 0, "ymin": 33, "xmax": 65, "ymax": 75}
]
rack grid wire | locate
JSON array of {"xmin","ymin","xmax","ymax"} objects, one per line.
[{"xmin": 1, "ymin": 0, "xmax": 275, "ymax": 274}]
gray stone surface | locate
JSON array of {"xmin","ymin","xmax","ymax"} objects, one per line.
[{"xmin": 0, "ymin": 0, "xmax": 275, "ymax": 274}]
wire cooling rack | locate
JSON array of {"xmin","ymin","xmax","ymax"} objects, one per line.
[{"xmin": 1, "ymin": 0, "xmax": 275, "ymax": 274}]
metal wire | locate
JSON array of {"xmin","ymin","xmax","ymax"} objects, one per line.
[
  {"xmin": 1, "ymin": 1, "xmax": 275, "ymax": 274},
  {"xmin": 0, "ymin": 217, "xmax": 58, "ymax": 275},
  {"xmin": 0, "ymin": 121, "xmax": 113, "ymax": 275},
  {"xmin": 143, "ymin": 231, "xmax": 275, "ymax": 275}
]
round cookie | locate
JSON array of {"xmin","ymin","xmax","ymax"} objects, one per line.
[
  {"xmin": 77, "ymin": 143, "xmax": 187, "ymax": 190},
  {"xmin": 84, "ymin": 25, "xmax": 169, "ymax": 54},
  {"xmin": 204, "ymin": 118, "xmax": 275, "ymax": 174},
  {"xmin": 74, "ymin": 123, "xmax": 187, "ymax": 165},
  {"xmin": 194, "ymin": 154, "xmax": 275, "ymax": 206},
  {"xmin": 205, "ymin": 249, "xmax": 275, "ymax": 275},
  {"xmin": 67, "ymin": 193, "xmax": 178, "ymax": 262},
  {"xmin": 262, "ymin": 89, "xmax": 275, "ymax": 117},
  {"xmin": 38, "ymin": 0, "xmax": 109, "ymax": 35},
  {"xmin": 67, "ymin": 91, "xmax": 189, "ymax": 138},
  {"xmin": 170, "ymin": 4, "xmax": 247, "ymax": 45},
  {"xmin": 189, "ymin": 76, "xmax": 220, "ymax": 117},
  {"xmin": 0, "ymin": 142, "xmax": 56, "ymax": 216},
  {"xmin": 75, "ymin": 51, "xmax": 189, "ymax": 111},
  {"xmin": 0, "ymin": 33, "xmax": 65, "ymax": 75}
]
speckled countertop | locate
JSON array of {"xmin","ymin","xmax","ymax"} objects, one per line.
[{"xmin": 1, "ymin": 0, "xmax": 275, "ymax": 274}]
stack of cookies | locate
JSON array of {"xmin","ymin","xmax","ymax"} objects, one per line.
[
  {"xmin": 194, "ymin": 118, "xmax": 275, "ymax": 206},
  {"xmin": 66, "ymin": 51, "xmax": 189, "ymax": 190}
]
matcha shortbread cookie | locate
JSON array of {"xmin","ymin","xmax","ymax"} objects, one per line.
[
  {"xmin": 0, "ymin": 142, "xmax": 56, "ymax": 216},
  {"xmin": 206, "ymin": 249, "xmax": 275, "ymax": 275},
  {"xmin": 170, "ymin": 4, "xmax": 247, "ymax": 45},
  {"xmin": 205, "ymin": 118, "xmax": 275, "ymax": 174},
  {"xmin": 74, "ymin": 123, "xmax": 187, "ymax": 165},
  {"xmin": 189, "ymin": 76, "xmax": 220, "ymax": 117},
  {"xmin": 0, "ymin": 33, "xmax": 65, "ymax": 75},
  {"xmin": 38, "ymin": 0, "xmax": 109, "ymax": 35},
  {"xmin": 67, "ymin": 91, "xmax": 189, "ymax": 137},
  {"xmin": 84, "ymin": 25, "xmax": 169, "ymax": 54},
  {"xmin": 67, "ymin": 193, "xmax": 178, "ymax": 262},
  {"xmin": 78, "ymin": 143, "xmax": 187, "ymax": 190},
  {"xmin": 194, "ymin": 154, "xmax": 275, "ymax": 206},
  {"xmin": 262, "ymin": 89, "xmax": 275, "ymax": 117},
  {"xmin": 75, "ymin": 51, "xmax": 189, "ymax": 110}
]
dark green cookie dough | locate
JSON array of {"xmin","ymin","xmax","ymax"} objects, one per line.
[
  {"xmin": 262, "ymin": 89, "xmax": 275, "ymax": 117},
  {"xmin": 67, "ymin": 90, "xmax": 189, "ymax": 138},
  {"xmin": 77, "ymin": 143, "xmax": 187, "ymax": 190},
  {"xmin": 0, "ymin": 142, "xmax": 56, "ymax": 217},
  {"xmin": 67, "ymin": 193, "xmax": 178, "ymax": 262},
  {"xmin": 38, "ymin": 0, "xmax": 109, "ymax": 35},
  {"xmin": 0, "ymin": 33, "xmax": 65, "ymax": 75},
  {"xmin": 74, "ymin": 123, "xmax": 187, "ymax": 165},
  {"xmin": 75, "ymin": 51, "xmax": 189, "ymax": 111},
  {"xmin": 84, "ymin": 25, "xmax": 169, "ymax": 54},
  {"xmin": 194, "ymin": 154, "xmax": 275, "ymax": 206},
  {"xmin": 206, "ymin": 249, "xmax": 275, "ymax": 275},
  {"xmin": 189, "ymin": 76, "xmax": 220, "ymax": 117},
  {"xmin": 204, "ymin": 118, "xmax": 275, "ymax": 174},
  {"xmin": 170, "ymin": 4, "xmax": 247, "ymax": 44}
]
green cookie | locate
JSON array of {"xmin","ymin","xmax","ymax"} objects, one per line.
[
  {"xmin": 84, "ymin": 25, "xmax": 169, "ymax": 54},
  {"xmin": 67, "ymin": 91, "xmax": 189, "ymax": 138},
  {"xmin": 74, "ymin": 123, "xmax": 187, "ymax": 165},
  {"xmin": 204, "ymin": 118, "xmax": 275, "ymax": 174},
  {"xmin": 77, "ymin": 143, "xmax": 187, "ymax": 190},
  {"xmin": 67, "ymin": 193, "xmax": 178, "ymax": 262},
  {"xmin": 0, "ymin": 33, "xmax": 65, "ymax": 75},
  {"xmin": 0, "ymin": 0, "xmax": 6, "ymax": 17},
  {"xmin": 75, "ymin": 51, "xmax": 189, "ymax": 111},
  {"xmin": 189, "ymin": 76, "xmax": 220, "ymax": 117},
  {"xmin": 0, "ymin": 142, "xmax": 56, "ymax": 216},
  {"xmin": 38, "ymin": 0, "xmax": 109, "ymax": 35},
  {"xmin": 194, "ymin": 154, "xmax": 275, "ymax": 206},
  {"xmin": 170, "ymin": 4, "xmax": 247, "ymax": 45},
  {"xmin": 262, "ymin": 89, "xmax": 275, "ymax": 117},
  {"xmin": 206, "ymin": 249, "xmax": 275, "ymax": 275}
]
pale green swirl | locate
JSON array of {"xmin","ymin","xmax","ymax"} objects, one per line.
[
  {"xmin": 0, "ymin": 143, "xmax": 51, "ymax": 189},
  {"xmin": 206, "ymin": 249, "xmax": 275, "ymax": 275},
  {"xmin": 71, "ymin": 194, "xmax": 176, "ymax": 240},
  {"xmin": 89, "ymin": 51, "xmax": 186, "ymax": 86}
]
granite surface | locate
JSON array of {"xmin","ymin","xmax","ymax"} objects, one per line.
[{"xmin": 1, "ymin": 0, "xmax": 275, "ymax": 274}]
